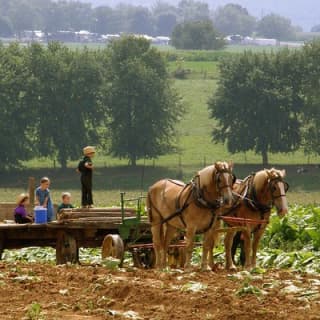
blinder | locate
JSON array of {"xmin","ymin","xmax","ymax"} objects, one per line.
[
  {"xmin": 268, "ymin": 177, "xmax": 289, "ymax": 199},
  {"xmin": 214, "ymin": 169, "xmax": 234, "ymax": 192}
]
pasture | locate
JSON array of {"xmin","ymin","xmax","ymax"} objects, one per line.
[
  {"xmin": 0, "ymin": 46, "xmax": 319, "ymax": 206},
  {"xmin": 0, "ymin": 44, "xmax": 319, "ymax": 320}
]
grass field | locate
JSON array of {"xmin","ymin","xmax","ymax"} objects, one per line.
[{"xmin": 1, "ymin": 45, "xmax": 319, "ymax": 207}]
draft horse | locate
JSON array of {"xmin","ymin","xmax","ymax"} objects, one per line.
[
  {"xmin": 147, "ymin": 161, "xmax": 235, "ymax": 270},
  {"xmin": 222, "ymin": 168, "xmax": 289, "ymax": 270}
]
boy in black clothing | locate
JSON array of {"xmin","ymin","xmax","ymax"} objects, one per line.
[{"xmin": 77, "ymin": 146, "xmax": 95, "ymax": 208}]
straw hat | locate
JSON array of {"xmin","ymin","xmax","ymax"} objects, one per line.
[
  {"xmin": 83, "ymin": 146, "xmax": 95, "ymax": 155},
  {"xmin": 62, "ymin": 192, "xmax": 71, "ymax": 198},
  {"xmin": 16, "ymin": 193, "xmax": 29, "ymax": 205}
]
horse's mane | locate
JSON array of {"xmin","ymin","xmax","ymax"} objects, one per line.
[
  {"xmin": 254, "ymin": 168, "xmax": 286, "ymax": 191},
  {"xmin": 197, "ymin": 161, "xmax": 233, "ymax": 188}
]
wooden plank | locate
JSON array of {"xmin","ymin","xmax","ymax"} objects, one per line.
[
  {"xmin": 58, "ymin": 211, "xmax": 136, "ymax": 221},
  {"xmin": 60, "ymin": 207, "xmax": 136, "ymax": 213},
  {"xmin": 48, "ymin": 221, "xmax": 123, "ymax": 229}
]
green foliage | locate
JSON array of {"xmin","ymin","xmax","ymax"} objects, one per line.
[
  {"xmin": 0, "ymin": 42, "xmax": 36, "ymax": 169},
  {"xmin": 23, "ymin": 42, "xmax": 107, "ymax": 168},
  {"xmin": 171, "ymin": 20, "xmax": 225, "ymax": 50},
  {"xmin": 300, "ymin": 41, "xmax": 320, "ymax": 157},
  {"xmin": 106, "ymin": 36, "xmax": 183, "ymax": 166},
  {"xmin": 213, "ymin": 3, "xmax": 256, "ymax": 36},
  {"xmin": 26, "ymin": 302, "xmax": 44, "ymax": 320},
  {"xmin": 236, "ymin": 279, "xmax": 264, "ymax": 297},
  {"xmin": 262, "ymin": 205, "xmax": 320, "ymax": 251},
  {"xmin": 208, "ymin": 49, "xmax": 304, "ymax": 165},
  {"xmin": 256, "ymin": 14, "xmax": 296, "ymax": 41},
  {"xmin": 165, "ymin": 49, "xmax": 233, "ymax": 62}
]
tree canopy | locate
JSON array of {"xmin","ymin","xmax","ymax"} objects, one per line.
[
  {"xmin": 0, "ymin": 43, "xmax": 35, "ymax": 169},
  {"xmin": 301, "ymin": 41, "xmax": 320, "ymax": 156},
  {"xmin": 0, "ymin": 42, "xmax": 108, "ymax": 169},
  {"xmin": 26, "ymin": 43, "xmax": 106, "ymax": 168},
  {"xmin": 213, "ymin": 4, "xmax": 256, "ymax": 36},
  {"xmin": 256, "ymin": 13, "xmax": 296, "ymax": 40},
  {"xmin": 208, "ymin": 49, "xmax": 304, "ymax": 165},
  {"xmin": 105, "ymin": 36, "xmax": 183, "ymax": 166},
  {"xmin": 171, "ymin": 20, "xmax": 225, "ymax": 50}
]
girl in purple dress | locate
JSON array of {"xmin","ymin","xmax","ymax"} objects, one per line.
[{"xmin": 14, "ymin": 193, "xmax": 34, "ymax": 224}]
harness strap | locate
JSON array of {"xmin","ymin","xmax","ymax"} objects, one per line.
[
  {"xmin": 191, "ymin": 176, "xmax": 221, "ymax": 210},
  {"xmin": 196, "ymin": 210, "xmax": 218, "ymax": 234},
  {"xmin": 160, "ymin": 203, "xmax": 189, "ymax": 227}
]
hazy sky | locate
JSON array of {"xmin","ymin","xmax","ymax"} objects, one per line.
[{"xmin": 86, "ymin": 0, "xmax": 319, "ymax": 31}]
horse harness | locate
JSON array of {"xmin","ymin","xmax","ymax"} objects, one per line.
[
  {"xmin": 221, "ymin": 173, "xmax": 289, "ymax": 232},
  {"xmin": 150, "ymin": 168, "xmax": 234, "ymax": 233}
]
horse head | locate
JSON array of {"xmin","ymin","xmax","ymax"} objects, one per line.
[
  {"xmin": 254, "ymin": 168, "xmax": 289, "ymax": 217},
  {"xmin": 197, "ymin": 161, "xmax": 235, "ymax": 208}
]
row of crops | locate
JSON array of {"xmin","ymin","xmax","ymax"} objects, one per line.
[{"xmin": 3, "ymin": 205, "xmax": 320, "ymax": 273}]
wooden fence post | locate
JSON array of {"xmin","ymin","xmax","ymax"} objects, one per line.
[{"xmin": 28, "ymin": 177, "xmax": 35, "ymax": 206}]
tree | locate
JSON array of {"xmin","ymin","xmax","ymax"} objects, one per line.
[
  {"xmin": 300, "ymin": 41, "xmax": 320, "ymax": 156},
  {"xmin": 155, "ymin": 12, "xmax": 177, "ymax": 36},
  {"xmin": 213, "ymin": 4, "xmax": 256, "ymax": 36},
  {"xmin": 171, "ymin": 20, "xmax": 225, "ymax": 50},
  {"xmin": 25, "ymin": 42, "xmax": 106, "ymax": 168},
  {"xmin": 92, "ymin": 6, "xmax": 114, "ymax": 34},
  {"xmin": 127, "ymin": 6, "xmax": 154, "ymax": 35},
  {"xmin": 311, "ymin": 24, "xmax": 320, "ymax": 32},
  {"xmin": 106, "ymin": 36, "xmax": 182, "ymax": 166},
  {"xmin": 208, "ymin": 50, "xmax": 304, "ymax": 166},
  {"xmin": 0, "ymin": 43, "xmax": 36, "ymax": 169},
  {"xmin": 257, "ymin": 14, "xmax": 296, "ymax": 40},
  {"xmin": 152, "ymin": 1, "xmax": 178, "ymax": 35},
  {"xmin": 9, "ymin": 1, "xmax": 39, "ymax": 37},
  {"xmin": 177, "ymin": 0, "xmax": 210, "ymax": 22}
]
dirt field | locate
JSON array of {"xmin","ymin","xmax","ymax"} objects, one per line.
[{"xmin": 1, "ymin": 262, "xmax": 320, "ymax": 320}]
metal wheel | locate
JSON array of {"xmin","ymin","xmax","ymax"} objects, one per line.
[
  {"xmin": 132, "ymin": 248, "xmax": 155, "ymax": 269},
  {"xmin": 101, "ymin": 234, "xmax": 124, "ymax": 265}
]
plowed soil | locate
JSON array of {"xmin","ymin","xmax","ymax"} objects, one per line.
[{"xmin": 1, "ymin": 262, "xmax": 320, "ymax": 320}]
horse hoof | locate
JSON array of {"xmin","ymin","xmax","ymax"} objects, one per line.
[
  {"xmin": 201, "ymin": 265, "xmax": 212, "ymax": 272},
  {"xmin": 184, "ymin": 266, "xmax": 193, "ymax": 273},
  {"xmin": 226, "ymin": 264, "xmax": 237, "ymax": 271}
]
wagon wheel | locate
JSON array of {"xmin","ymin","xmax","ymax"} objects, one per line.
[
  {"xmin": 132, "ymin": 248, "xmax": 155, "ymax": 269},
  {"xmin": 101, "ymin": 234, "xmax": 124, "ymax": 266},
  {"xmin": 168, "ymin": 247, "xmax": 186, "ymax": 269}
]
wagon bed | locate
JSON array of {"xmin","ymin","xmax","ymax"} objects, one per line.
[{"xmin": 0, "ymin": 206, "xmax": 151, "ymax": 265}]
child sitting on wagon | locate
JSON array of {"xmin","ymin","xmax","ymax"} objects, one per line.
[
  {"xmin": 57, "ymin": 192, "xmax": 75, "ymax": 213},
  {"xmin": 14, "ymin": 193, "xmax": 34, "ymax": 224}
]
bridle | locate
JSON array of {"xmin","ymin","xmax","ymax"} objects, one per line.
[
  {"xmin": 192, "ymin": 166, "xmax": 235, "ymax": 210},
  {"xmin": 268, "ymin": 177, "xmax": 289, "ymax": 200},
  {"xmin": 214, "ymin": 168, "xmax": 236, "ymax": 195}
]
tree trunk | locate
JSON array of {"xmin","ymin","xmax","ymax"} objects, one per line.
[
  {"xmin": 129, "ymin": 156, "xmax": 137, "ymax": 167},
  {"xmin": 59, "ymin": 157, "xmax": 67, "ymax": 170},
  {"xmin": 261, "ymin": 150, "xmax": 268, "ymax": 167}
]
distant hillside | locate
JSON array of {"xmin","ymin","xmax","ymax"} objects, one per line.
[{"xmin": 85, "ymin": 0, "xmax": 319, "ymax": 31}]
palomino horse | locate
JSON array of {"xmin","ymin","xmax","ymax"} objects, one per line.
[
  {"xmin": 222, "ymin": 168, "xmax": 289, "ymax": 270},
  {"xmin": 147, "ymin": 161, "xmax": 235, "ymax": 270}
]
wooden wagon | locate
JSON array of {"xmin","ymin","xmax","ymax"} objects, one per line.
[{"xmin": 0, "ymin": 193, "xmax": 172, "ymax": 268}]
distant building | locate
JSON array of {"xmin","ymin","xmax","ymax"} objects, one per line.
[
  {"xmin": 153, "ymin": 36, "xmax": 171, "ymax": 45},
  {"xmin": 48, "ymin": 31, "xmax": 77, "ymax": 42},
  {"xmin": 20, "ymin": 30, "xmax": 45, "ymax": 42}
]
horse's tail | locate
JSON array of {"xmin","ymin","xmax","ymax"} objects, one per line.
[{"xmin": 146, "ymin": 189, "xmax": 154, "ymax": 223}]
